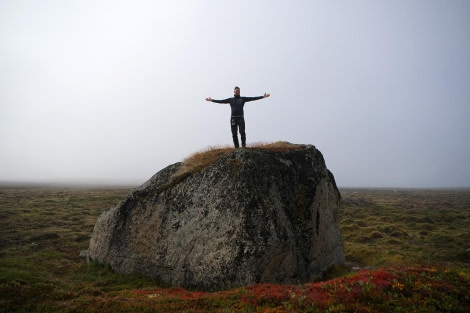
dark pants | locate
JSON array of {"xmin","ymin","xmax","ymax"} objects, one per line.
[{"xmin": 230, "ymin": 117, "xmax": 246, "ymax": 148}]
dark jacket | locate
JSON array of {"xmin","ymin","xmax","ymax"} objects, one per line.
[{"xmin": 211, "ymin": 95, "xmax": 264, "ymax": 117}]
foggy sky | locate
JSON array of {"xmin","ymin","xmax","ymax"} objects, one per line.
[{"xmin": 1, "ymin": 0, "xmax": 469, "ymax": 188}]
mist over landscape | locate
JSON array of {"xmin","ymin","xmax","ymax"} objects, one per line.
[
  {"xmin": 1, "ymin": 4, "xmax": 470, "ymax": 310},
  {"xmin": 1, "ymin": 1, "xmax": 469, "ymax": 188}
]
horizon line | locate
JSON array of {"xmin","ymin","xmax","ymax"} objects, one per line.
[{"xmin": 1, "ymin": 180, "xmax": 469, "ymax": 190}]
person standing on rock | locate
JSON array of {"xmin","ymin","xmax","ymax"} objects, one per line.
[{"xmin": 206, "ymin": 86, "xmax": 270, "ymax": 148}]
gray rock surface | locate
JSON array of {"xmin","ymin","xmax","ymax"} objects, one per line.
[{"xmin": 87, "ymin": 143, "xmax": 344, "ymax": 290}]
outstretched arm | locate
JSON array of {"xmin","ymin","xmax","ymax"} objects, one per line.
[
  {"xmin": 206, "ymin": 97, "xmax": 231, "ymax": 104},
  {"xmin": 243, "ymin": 92, "xmax": 271, "ymax": 102}
]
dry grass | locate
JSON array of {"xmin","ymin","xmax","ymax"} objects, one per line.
[
  {"xmin": 1, "ymin": 187, "xmax": 469, "ymax": 312},
  {"xmin": 175, "ymin": 145, "xmax": 233, "ymax": 177},
  {"xmin": 175, "ymin": 141, "xmax": 305, "ymax": 177},
  {"xmin": 340, "ymin": 188, "xmax": 470, "ymax": 267}
]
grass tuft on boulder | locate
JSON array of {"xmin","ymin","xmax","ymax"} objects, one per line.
[{"xmin": 176, "ymin": 141, "xmax": 305, "ymax": 177}]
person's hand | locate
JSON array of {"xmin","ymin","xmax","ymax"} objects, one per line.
[
  {"xmin": 264, "ymin": 93, "xmax": 270, "ymax": 98},
  {"xmin": 205, "ymin": 97, "xmax": 212, "ymax": 101}
]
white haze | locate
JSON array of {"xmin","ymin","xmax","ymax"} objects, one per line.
[{"xmin": 1, "ymin": 0, "xmax": 470, "ymax": 188}]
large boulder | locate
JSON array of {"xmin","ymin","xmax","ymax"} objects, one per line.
[{"xmin": 87, "ymin": 143, "xmax": 344, "ymax": 290}]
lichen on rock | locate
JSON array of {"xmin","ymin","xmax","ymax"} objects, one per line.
[{"xmin": 87, "ymin": 142, "xmax": 344, "ymax": 290}]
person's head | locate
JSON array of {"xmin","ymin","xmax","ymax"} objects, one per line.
[{"xmin": 234, "ymin": 86, "xmax": 240, "ymax": 96}]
